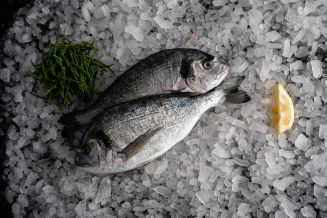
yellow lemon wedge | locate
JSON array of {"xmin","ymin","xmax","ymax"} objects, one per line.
[{"xmin": 271, "ymin": 83, "xmax": 294, "ymax": 135}]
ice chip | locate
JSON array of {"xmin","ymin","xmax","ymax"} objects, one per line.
[
  {"xmin": 312, "ymin": 176, "xmax": 327, "ymax": 187},
  {"xmin": 22, "ymin": 33, "xmax": 32, "ymax": 43},
  {"xmin": 318, "ymin": 124, "xmax": 327, "ymax": 139},
  {"xmin": 0, "ymin": 68, "xmax": 11, "ymax": 82},
  {"xmin": 294, "ymin": 133, "xmax": 311, "ymax": 151},
  {"xmin": 311, "ymin": 60, "xmax": 322, "ymax": 79},
  {"xmin": 154, "ymin": 16, "xmax": 173, "ymax": 29},
  {"xmin": 237, "ymin": 203, "xmax": 251, "ymax": 217},
  {"xmin": 95, "ymin": 177, "xmax": 111, "ymax": 205},
  {"xmin": 153, "ymin": 186, "xmax": 171, "ymax": 198},
  {"xmin": 125, "ymin": 25, "xmax": 144, "ymax": 42},
  {"xmin": 122, "ymin": 0, "xmax": 138, "ymax": 7},
  {"xmin": 196, "ymin": 190, "xmax": 212, "ymax": 204},
  {"xmin": 262, "ymin": 196, "xmax": 278, "ymax": 213},
  {"xmin": 212, "ymin": 143, "xmax": 231, "ymax": 159},
  {"xmin": 198, "ymin": 165, "xmax": 215, "ymax": 183},
  {"xmin": 273, "ymin": 176, "xmax": 295, "ymax": 191},
  {"xmin": 154, "ymin": 159, "xmax": 168, "ymax": 176},
  {"xmin": 82, "ymin": 1, "xmax": 95, "ymax": 22},
  {"xmin": 290, "ymin": 60, "xmax": 303, "ymax": 71},
  {"xmin": 282, "ymin": 38, "xmax": 291, "ymax": 57},
  {"xmin": 301, "ymin": 205, "xmax": 316, "ymax": 218},
  {"xmin": 277, "ymin": 195, "xmax": 300, "ymax": 218},
  {"xmin": 100, "ymin": 5, "xmax": 111, "ymax": 18},
  {"xmin": 259, "ymin": 60, "xmax": 270, "ymax": 82},
  {"xmin": 266, "ymin": 31, "xmax": 281, "ymax": 42},
  {"xmin": 12, "ymin": 203, "xmax": 20, "ymax": 215}
]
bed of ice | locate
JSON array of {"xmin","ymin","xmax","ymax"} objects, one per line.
[{"xmin": 1, "ymin": 0, "xmax": 327, "ymax": 217}]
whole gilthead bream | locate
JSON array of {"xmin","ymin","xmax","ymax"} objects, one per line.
[
  {"xmin": 59, "ymin": 48, "xmax": 229, "ymax": 134},
  {"xmin": 75, "ymin": 77, "xmax": 250, "ymax": 174}
]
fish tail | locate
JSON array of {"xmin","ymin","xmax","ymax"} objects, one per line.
[
  {"xmin": 59, "ymin": 104, "xmax": 102, "ymax": 125},
  {"xmin": 224, "ymin": 76, "xmax": 251, "ymax": 104},
  {"xmin": 61, "ymin": 123, "xmax": 81, "ymax": 139},
  {"xmin": 58, "ymin": 109, "xmax": 85, "ymax": 125}
]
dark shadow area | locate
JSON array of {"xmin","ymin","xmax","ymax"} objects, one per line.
[
  {"xmin": 1, "ymin": 1, "xmax": 34, "ymax": 218},
  {"xmin": 0, "ymin": 0, "xmax": 33, "ymax": 37}
]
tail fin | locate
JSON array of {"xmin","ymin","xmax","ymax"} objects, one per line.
[
  {"xmin": 61, "ymin": 123, "xmax": 80, "ymax": 138},
  {"xmin": 58, "ymin": 110, "xmax": 83, "ymax": 124},
  {"xmin": 223, "ymin": 76, "xmax": 251, "ymax": 104},
  {"xmin": 225, "ymin": 87, "xmax": 251, "ymax": 104}
]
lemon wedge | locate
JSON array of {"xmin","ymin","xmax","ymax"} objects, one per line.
[{"xmin": 271, "ymin": 83, "xmax": 294, "ymax": 134}]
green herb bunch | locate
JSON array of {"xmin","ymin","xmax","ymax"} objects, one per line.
[{"xmin": 26, "ymin": 35, "xmax": 112, "ymax": 106}]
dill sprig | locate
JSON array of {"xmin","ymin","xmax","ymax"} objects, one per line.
[{"xmin": 26, "ymin": 35, "xmax": 112, "ymax": 106}]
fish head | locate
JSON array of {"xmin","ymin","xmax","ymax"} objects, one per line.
[
  {"xmin": 75, "ymin": 139, "xmax": 102, "ymax": 168},
  {"xmin": 183, "ymin": 52, "xmax": 230, "ymax": 93},
  {"xmin": 75, "ymin": 139, "xmax": 129, "ymax": 174}
]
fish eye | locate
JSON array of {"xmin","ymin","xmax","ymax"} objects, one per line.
[
  {"xmin": 203, "ymin": 60, "xmax": 213, "ymax": 69},
  {"xmin": 83, "ymin": 147, "xmax": 91, "ymax": 154}
]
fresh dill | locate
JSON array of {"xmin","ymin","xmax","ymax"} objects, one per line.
[{"xmin": 26, "ymin": 35, "xmax": 112, "ymax": 106}]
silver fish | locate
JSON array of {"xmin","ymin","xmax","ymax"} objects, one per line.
[
  {"xmin": 75, "ymin": 77, "xmax": 250, "ymax": 174},
  {"xmin": 59, "ymin": 48, "xmax": 229, "ymax": 136}
]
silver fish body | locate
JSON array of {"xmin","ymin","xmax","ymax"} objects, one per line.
[
  {"xmin": 76, "ymin": 79, "xmax": 250, "ymax": 174},
  {"xmin": 59, "ymin": 48, "xmax": 229, "ymax": 135}
]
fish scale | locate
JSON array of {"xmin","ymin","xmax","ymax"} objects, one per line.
[
  {"xmin": 59, "ymin": 48, "xmax": 230, "ymax": 138},
  {"xmin": 76, "ymin": 78, "xmax": 250, "ymax": 174}
]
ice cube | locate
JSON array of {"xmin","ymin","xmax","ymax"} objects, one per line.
[
  {"xmin": 312, "ymin": 176, "xmax": 327, "ymax": 187},
  {"xmin": 75, "ymin": 200, "xmax": 86, "ymax": 217},
  {"xmin": 318, "ymin": 124, "xmax": 327, "ymax": 139},
  {"xmin": 60, "ymin": 177, "xmax": 76, "ymax": 197},
  {"xmin": 212, "ymin": 143, "xmax": 231, "ymax": 159},
  {"xmin": 154, "ymin": 16, "xmax": 173, "ymax": 29},
  {"xmin": 301, "ymin": 205, "xmax": 316, "ymax": 218},
  {"xmin": 95, "ymin": 177, "xmax": 111, "ymax": 205},
  {"xmin": 22, "ymin": 33, "xmax": 32, "ymax": 43},
  {"xmin": 198, "ymin": 165, "xmax": 215, "ymax": 183},
  {"xmin": 196, "ymin": 190, "xmax": 212, "ymax": 204},
  {"xmin": 266, "ymin": 31, "xmax": 281, "ymax": 42},
  {"xmin": 314, "ymin": 184, "xmax": 325, "ymax": 199},
  {"xmin": 100, "ymin": 5, "xmax": 111, "ymax": 18},
  {"xmin": 290, "ymin": 60, "xmax": 303, "ymax": 71},
  {"xmin": 17, "ymin": 194, "xmax": 29, "ymax": 208},
  {"xmin": 0, "ymin": 68, "xmax": 11, "ymax": 82},
  {"xmin": 153, "ymin": 186, "xmax": 171, "ymax": 198},
  {"xmin": 250, "ymin": 123, "xmax": 269, "ymax": 133},
  {"xmin": 282, "ymin": 38, "xmax": 291, "ymax": 57},
  {"xmin": 262, "ymin": 196, "xmax": 278, "ymax": 213},
  {"xmin": 235, "ymin": 62, "xmax": 249, "ymax": 73},
  {"xmin": 12, "ymin": 203, "xmax": 20, "ymax": 215},
  {"xmin": 226, "ymin": 127, "xmax": 236, "ymax": 141},
  {"xmin": 154, "ymin": 159, "xmax": 169, "ymax": 176},
  {"xmin": 42, "ymin": 6, "xmax": 50, "ymax": 14},
  {"xmin": 273, "ymin": 176, "xmax": 295, "ymax": 191},
  {"xmin": 14, "ymin": 87, "xmax": 23, "ymax": 103},
  {"xmin": 237, "ymin": 203, "xmax": 251, "ymax": 217},
  {"xmin": 294, "ymin": 133, "xmax": 311, "ymax": 151},
  {"xmin": 260, "ymin": 60, "xmax": 270, "ymax": 82},
  {"xmin": 125, "ymin": 25, "xmax": 144, "ymax": 42},
  {"xmin": 265, "ymin": 151, "xmax": 276, "ymax": 167},
  {"xmin": 311, "ymin": 60, "xmax": 322, "ymax": 79},
  {"xmin": 238, "ymin": 138, "xmax": 251, "ymax": 153},
  {"xmin": 248, "ymin": 8, "xmax": 262, "ymax": 26},
  {"xmin": 279, "ymin": 149, "xmax": 295, "ymax": 159},
  {"xmin": 277, "ymin": 195, "xmax": 300, "ymax": 218},
  {"xmin": 82, "ymin": 1, "xmax": 95, "ymax": 22}
]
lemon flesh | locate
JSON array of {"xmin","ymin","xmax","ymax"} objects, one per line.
[{"xmin": 271, "ymin": 83, "xmax": 294, "ymax": 134}]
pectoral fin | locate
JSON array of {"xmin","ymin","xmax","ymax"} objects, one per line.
[{"xmin": 121, "ymin": 127, "xmax": 162, "ymax": 159}]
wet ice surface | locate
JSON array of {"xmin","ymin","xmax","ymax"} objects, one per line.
[{"xmin": 1, "ymin": 0, "xmax": 327, "ymax": 217}]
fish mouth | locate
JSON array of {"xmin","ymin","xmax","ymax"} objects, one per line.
[
  {"xmin": 75, "ymin": 153, "xmax": 100, "ymax": 167},
  {"xmin": 216, "ymin": 65, "xmax": 230, "ymax": 86}
]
